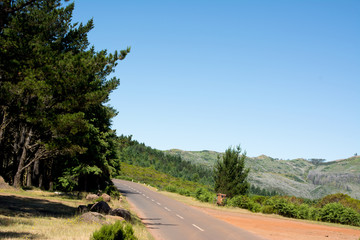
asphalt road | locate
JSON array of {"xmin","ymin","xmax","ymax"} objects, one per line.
[{"xmin": 113, "ymin": 179, "xmax": 267, "ymax": 240}]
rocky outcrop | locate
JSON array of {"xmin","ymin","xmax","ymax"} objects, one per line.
[
  {"xmin": 109, "ymin": 208, "xmax": 132, "ymax": 221},
  {"xmin": 80, "ymin": 212, "xmax": 106, "ymax": 224},
  {"xmin": 101, "ymin": 193, "xmax": 111, "ymax": 202},
  {"xmin": 90, "ymin": 201, "xmax": 111, "ymax": 214},
  {"xmin": 77, "ymin": 201, "xmax": 132, "ymax": 222},
  {"xmin": 86, "ymin": 194, "xmax": 98, "ymax": 201}
]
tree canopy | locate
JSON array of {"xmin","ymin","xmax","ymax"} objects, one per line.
[
  {"xmin": 213, "ymin": 145, "xmax": 249, "ymax": 198},
  {"xmin": 0, "ymin": 0, "xmax": 129, "ymax": 191}
]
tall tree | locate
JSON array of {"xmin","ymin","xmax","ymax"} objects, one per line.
[
  {"xmin": 0, "ymin": 0, "xmax": 129, "ymax": 190},
  {"xmin": 213, "ymin": 145, "xmax": 249, "ymax": 198}
]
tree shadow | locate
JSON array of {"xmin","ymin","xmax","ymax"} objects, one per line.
[
  {"xmin": 0, "ymin": 195, "xmax": 76, "ymax": 218},
  {"xmin": 142, "ymin": 221, "xmax": 178, "ymax": 229},
  {"xmin": 0, "ymin": 231, "xmax": 43, "ymax": 239},
  {"xmin": 0, "ymin": 217, "xmax": 34, "ymax": 226}
]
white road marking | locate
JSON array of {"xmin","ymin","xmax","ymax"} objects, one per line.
[
  {"xmin": 176, "ymin": 214, "xmax": 184, "ymax": 220},
  {"xmin": 164, "ymin": 207, "xmax": 171, "ymax": 211},
  {"xmin": 157, "ymin": 202, "xmax": 161, "ymax": 206},
  {"xmin": 192, "ymin": 224, "xmax": 204, "ymax": 232},
  {"xmin": 151, "ymin": 199, "xmax": 155, "ymax": 202},
  {"xmin": 146, "ymin": 196, "xmax": 149, "ymax": 199}
]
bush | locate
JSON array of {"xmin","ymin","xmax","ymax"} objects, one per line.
[
  {"xmin": 95, "ymin": 197, "xmax": 104, "ymax": 202},
  {"xmin": 261, "ymin": 205, "xmax": 275, "ymax": 214},
  {"xmin": 91, "ymin": 221, "xmax": 137, "ymax": 240},
  {"xmin": 195, "ymin": 188, "xmax": 205, "ymax": 199},
  {"xmin": 229, "ymin": 195, "xmax": 251, "ymax": 208},
  {"xmin": 273, "ymin": 198, "xmax": 297, "ymax": 218},
  {"xmin": 164, "ymin": 185, "xmax": 177, "ymax": 193},
  {"xmin": 296, "ymin": 204, "xmax": 310, "ymax": 219},
  {"xmin": 308, "ymin": 206, "xmax": 320, "ymax": 221},
  {"xmin": 178, "ymin": 188, "xmax": 191, "ymax": 196},
  {"xmin": 105, "ymin": 185, "xmax": 121, "ymax": 200},
  {"xmin": 319, "ymin": 203, "xmax": 360, "ymax": 226},
  {"xmin": 249, "ymin": 202, "xmax": 262, "ymax": 213},
  {"xmin": 340, "ymin": 208, "xmax": 360, "ymax": 226},
  {"xmin": 319, "ymin": 203, "xmax": 345, "ymax": 224}
]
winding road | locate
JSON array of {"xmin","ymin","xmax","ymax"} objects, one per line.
[{"xmin": 113, "ymin": 179, "xmax": 266, "ymax": 240}]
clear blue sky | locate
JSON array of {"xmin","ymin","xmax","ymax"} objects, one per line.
[{"xmin": 71, "ymin": 0, "xmax": 359, "ymax": 161}]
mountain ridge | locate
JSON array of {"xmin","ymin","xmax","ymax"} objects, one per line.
[{"xmin": 165, "ymin": 149, "xmax": 360, "ymax": 200}]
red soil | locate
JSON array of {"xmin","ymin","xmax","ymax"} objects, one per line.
[{"xmin": 196, "ymin": 207, "xmax": 360, "ymax": 240}]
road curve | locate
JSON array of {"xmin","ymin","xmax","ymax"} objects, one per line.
[{"xmin": 113, "ymin": 179, "xmax": 267, "ymax": 240}]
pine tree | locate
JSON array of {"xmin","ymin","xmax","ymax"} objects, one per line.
[
  {"xmin": 213, "ymin": 145, "xmax": 250, "ymax": 198},
  {"xmin": 0, "ymin": 0, "xmax": 129, "ymax": 190}
]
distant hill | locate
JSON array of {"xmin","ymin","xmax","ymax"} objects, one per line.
[{"xmin": 165, "ymin": 150, "xmax": 360, "ymax": 200}]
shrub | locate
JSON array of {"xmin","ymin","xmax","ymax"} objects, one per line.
[
  {"xmin": 91, "ymin": 221, "xmax": 137, "ymax": 240},
  {"xmin": 296, "ymin": 204, "xmax": 310, "ymax": 219},
  {"xmin": 319, "ymin": 203, "xmax": 345, "ymax": 224},
  {"xmin": 273, "ymin": 198, "xmax": 297, "ymax": 218},
  {"xmin": 195, "ymin": 188, "xmax": 205, "ymax": 199},
  {"xmin": 105, "ymin": 185, "xmax": 120, "ymax": 199},
  {"xmin": 308, "ymin": 206, "xmax": 320, "ymax": 221},
  {"xmin": 249, "ymin": 202, "xmax": 262, "ymax": 213},
  {"xmin": 178, "ymin": 188, "xmax": 191, "ymax": 196},
  {"xmin": 95, "ymin": 197, "xmax": 104, "ymax": 202},
  {"xmin": 164, "ymin": 185, "xmax": 177, "ymax": 193},
  {"xmin": 319, "ymin": 203, "xmax": 360, "ymax": 226},
  {"xmin": 261, "ymin": 205, "xmax": 275, "ymax": 214},
  {"xmin": 340, "ymin": 208, "xmax": 360, "ymax": 226},
  {"xmin": 252, "ymin": 195, "xmax": 267, "ymax": 205}
]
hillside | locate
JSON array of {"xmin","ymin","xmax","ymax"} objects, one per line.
[{"xmin": 165, "ymin": 150, "xmax": 360, "ymax": 200}]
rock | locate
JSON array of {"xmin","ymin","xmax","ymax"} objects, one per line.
[
  {"xmin": 77, "ymin": 205, "xmax": 89, "ymax": 214},
  {"xmin": 90, "ymin": 201, "xmax": 111, "ymax": 214},
  {"xmin": 0, "ymin": 176, "xmax": 13, "ymax": 189},
  {"xmin": 86, "ymin": 193, "xmax": 98, "ymax": 201},
  {"xmin": 109, "ymin": 208, "xmax": 132, "ymax": 222},
  {"xmin": 80, "ymin": 212, "xmax": 106, "ymax": 224},
  {"xmin": 101, "ymin": 193, "xmax": 111, "ymax": 202}
]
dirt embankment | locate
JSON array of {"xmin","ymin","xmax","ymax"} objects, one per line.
[{"xmin": 197, "ymin": 207, "xmax": 360, "ymax": 240}]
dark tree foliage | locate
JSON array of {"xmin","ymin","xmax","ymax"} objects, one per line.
[
  {"xmin": 308, "ymin": 158, "xmax": 326, "ymax": 166},
  {"xmin": 0, "ymin": 0, "xmax": 129, "ymax": 191},
  {"xmin": 249, "ymin": 185, "xmax": 279, "ymax": 197},
  {"xmin": 117, "ymin": 135, "xmax": 214, "ymax": 186},
  {"xmin": 214, "ymin": 145, "xmax": 250, "ymax": 198}
]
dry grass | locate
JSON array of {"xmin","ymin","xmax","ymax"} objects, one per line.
[{"xmin": 0, "ymin": 188, "xmax": 153, "ymax": 240}]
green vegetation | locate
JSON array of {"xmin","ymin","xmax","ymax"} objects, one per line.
[
  {"xmin": 224, "ymin": 193, "xmax": 360, "ymax": 227},
  {"xmin": 214, "ymin": 146, "xmax": 249, "ymax": 198},
  {"xmin": 0, "ymin": 0, "xmax": 129, "ymax": 192},
  {"xmin": 117, "ymin": 135, "xmax": 213, "ymax": 186},
  {"xmin": 117, "ymin": 162, "xmax": 210, "ymax": 196},
  {"xmin": 168, "ymin": 150, "xmax": 360, "ymax": 200},
  {"xmin": 91, "ymin": 221, "xmax": 137, "ymax": 240}
]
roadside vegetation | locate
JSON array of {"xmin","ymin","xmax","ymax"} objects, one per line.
[
  {"xmin": 117, "ymin": 155, "xmax": 360, "ymax": 227},
  {"xmin": 0, "ymin": 185, "xmax": 153, "ymax": 240}
]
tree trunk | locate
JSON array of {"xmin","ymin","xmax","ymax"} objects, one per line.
[
  {"xmin": 32, "ymin": 159, "xmax": 40, "ymax": 187},
  {"xmin": 13, "ymin": 127, "xmax": 32, "ymax": 188},
  {"xmin": 26, "ymin": 164, "xmax": 32, "ymax": 187}
]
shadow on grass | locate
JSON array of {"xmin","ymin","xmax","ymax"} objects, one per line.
[
  {"xmin": 0, "ymin": 195, "xmax": 76, "ymax": 218},
  {"xmin": 0, "ymin": 231, "xmax": 43, "ymax": 239},
  {"xmin": 0, "ymin": 217, "xmax": 34, "ymax": 226}
]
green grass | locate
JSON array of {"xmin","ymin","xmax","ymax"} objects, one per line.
[{"xmin": 116, "ymin": 162, "xmax": 211, "ymax": 193}]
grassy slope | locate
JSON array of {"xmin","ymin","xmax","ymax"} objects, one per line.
[
  {"xmin": 117, "ymin": 162, "xmax": 211, "ymax": 192},
  {"xmin": 0, "ymin": 188, "xmax": 153, "ymax": 240},
  {"xmin": 166, "ymin": 150, "xmax": 360, "ymax": 200}
]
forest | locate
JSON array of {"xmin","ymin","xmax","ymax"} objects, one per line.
[
  {"xmin": 116, "ymin": 135, "xmax": 214, "ymax": 186},
  {"xmin": 0, "ymin": 0, "xmax": 129, "ymax": 191}
]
